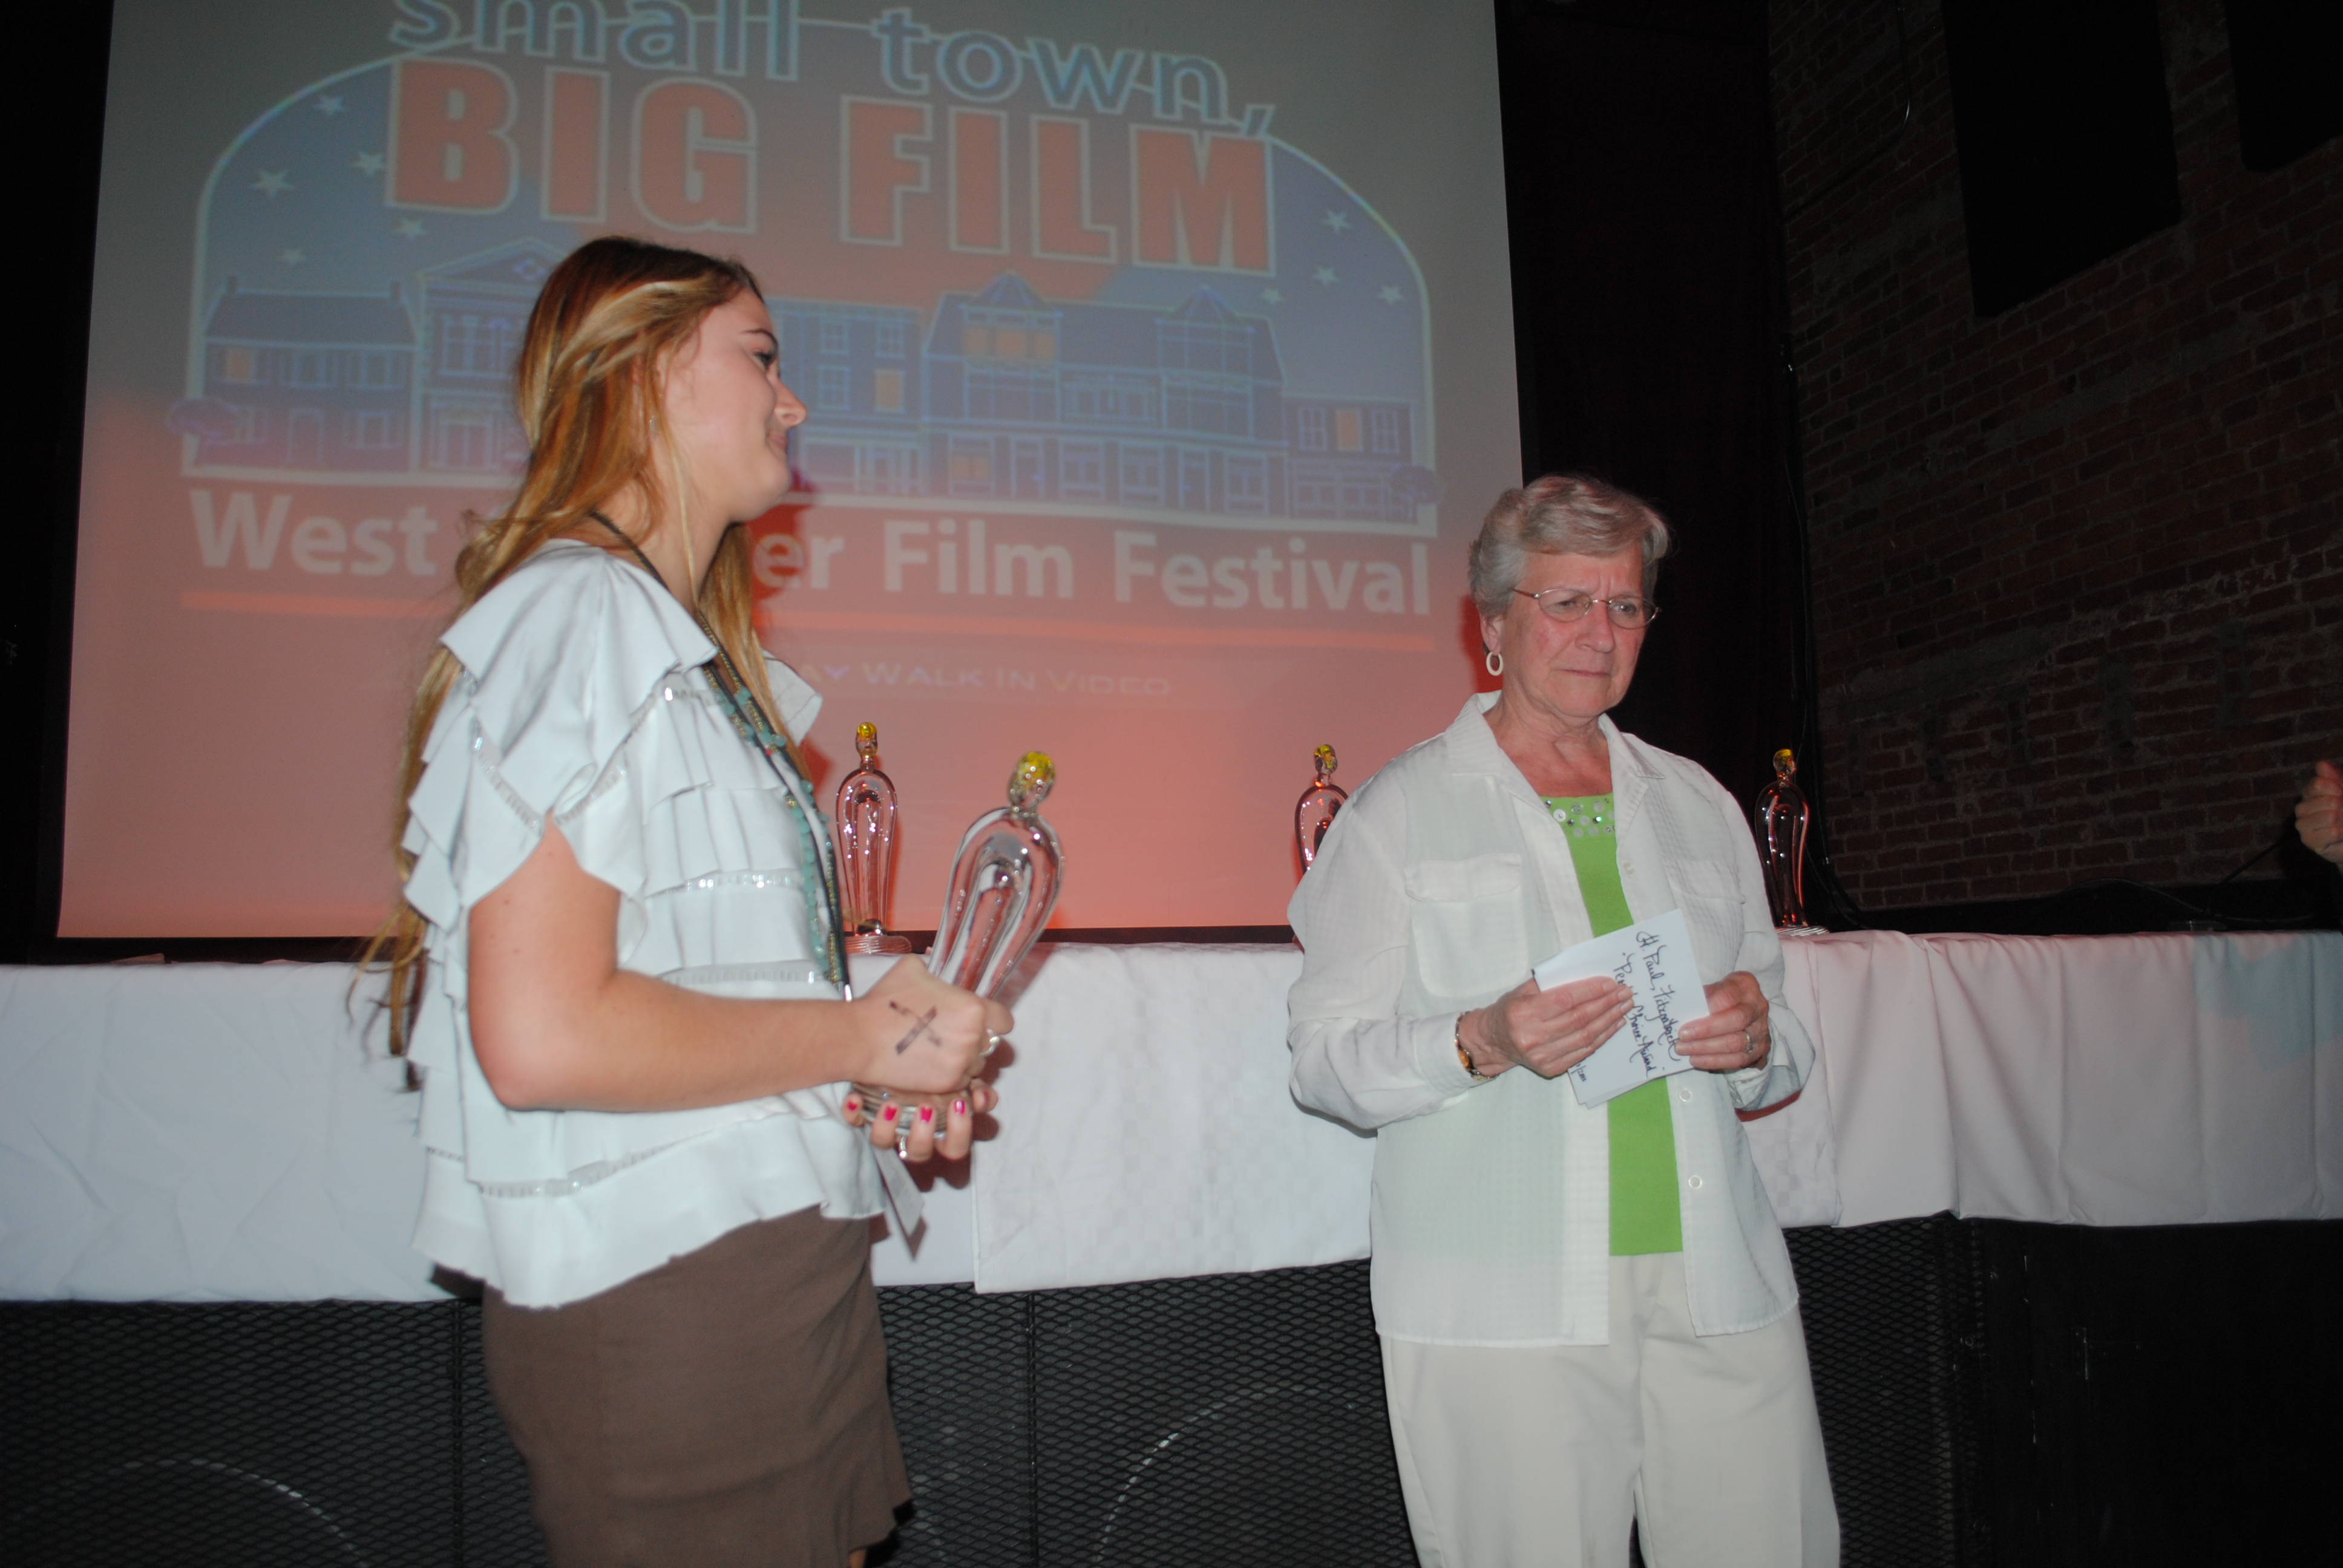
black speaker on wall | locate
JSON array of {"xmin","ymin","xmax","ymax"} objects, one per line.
[
  {"xmin": 1941, "ymin": 0, "xmax": 2184, "ymax": 317},
  {"xmin": 2224, "ymin": 0, "xmax": 2343, "ymax": 171}
]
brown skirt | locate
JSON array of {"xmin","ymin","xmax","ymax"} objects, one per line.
[{"xmin": 481, "ymin": 1206, "xmax": 910, "ymax": 1567}]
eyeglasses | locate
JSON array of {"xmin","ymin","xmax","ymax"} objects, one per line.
[{"xmin": 1512, "ymin": 587, "xmax": 1660, "ymax": 629}]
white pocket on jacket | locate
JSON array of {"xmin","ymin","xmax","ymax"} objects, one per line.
[
  {"xmin": 1662, "ymin": 856, "xmax": 1745, "ymax": 979},
  {"xmin": 1406, "ymin": 852, "xmax": 1530, "ymax": 1001}
]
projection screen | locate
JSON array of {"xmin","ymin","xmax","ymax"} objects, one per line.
[{"xmin": 63, "ymin": 0, "xmax": 1518, "ymax": 935}]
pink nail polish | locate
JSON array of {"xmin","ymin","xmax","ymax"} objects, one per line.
[
  {"xmin": 844, "ymin": 1096, "xmax": 861, "ymax": 1116},
  {"xmin": 952, "ymin": 1099, "xmax": 968, "ymax": 1117},
  {"xmin": 919, "ymin": 1105, "xmax": 935, "ymax": 1124},
  {"xmin": 881, "ymin": 1103, "xmax": 898, "ymax": 1122}
]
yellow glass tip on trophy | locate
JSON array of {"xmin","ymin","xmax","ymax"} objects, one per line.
[{"xmin": 1008, "ymin": 753, "xmax": 1055, "ymax": 813}]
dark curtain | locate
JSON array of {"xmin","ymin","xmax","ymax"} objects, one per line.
[
  {"xmin": 1495, "ymin": 0, "xmax": 1798, "ymax": 814},
  {"xmin": 1, "ymin": 1, "xmax": 112, "ymax": 960}
]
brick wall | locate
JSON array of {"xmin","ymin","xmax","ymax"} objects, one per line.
[{"xmin": 1772, "ymin": 0, "xmax": 2341, "ymax": 909}]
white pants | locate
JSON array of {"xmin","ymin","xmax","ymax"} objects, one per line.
[{"xmin": 1381, "ymin": 1253, "xmax": 1838, "ymax": 1568}]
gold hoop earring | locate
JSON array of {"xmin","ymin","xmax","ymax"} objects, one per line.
[{"xmin": 1484, "ymin": 649, "xmax": 1503, "ymax": 678}]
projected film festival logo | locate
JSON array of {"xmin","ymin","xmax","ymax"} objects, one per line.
[{"xmin": 174, "ymin": 2, "xmax": 1438, "ymax": 633}]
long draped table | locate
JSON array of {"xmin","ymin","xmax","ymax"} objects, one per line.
[{"xmin": 2, "ymin": 931, "xmax": 2336, "ymax": 1302}]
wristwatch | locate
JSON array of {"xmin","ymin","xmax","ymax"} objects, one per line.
[{"xmin": 1455, "ymin": 1014, "xmax": 1492, "ymax": 1083}]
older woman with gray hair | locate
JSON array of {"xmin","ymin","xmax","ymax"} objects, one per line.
[{"xmin": 1288, "ymin": 474, "xmax": 1837, "ymax": 1567}]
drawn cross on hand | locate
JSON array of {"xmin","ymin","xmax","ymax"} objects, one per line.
[{"xmin": 890, "ymin": 1002, "xmax": 942, "ymax": 1056}]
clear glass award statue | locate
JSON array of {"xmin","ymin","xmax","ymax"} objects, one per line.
[
  {"xmin": 928, "ymin": 753, "xmax": 1064, "ymax": 998},
  {"xmin": 1754, "ymin": 747, "xmax": 1827, "ymax": 934},
  {"xmin": 1295, "ymin": 743, "xmax": 1348, "ymax": 870},
  {"xmin": 834, "ymin": 722, "xmax": 912, "ymax": 955}
]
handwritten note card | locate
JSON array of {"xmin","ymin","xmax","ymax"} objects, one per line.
[{"xmin": 1533, "ymin": 909, "xmax": 1707, "ymax": 1108}]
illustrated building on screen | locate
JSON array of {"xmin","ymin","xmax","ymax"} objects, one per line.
[
  {"xmin": 185, "ymin": 238, "xmax": 557, "ymax": 479},
  {"xmin": 775, "ymin": 272, "xmax": 1429, "ymax": 523},
  {"xmin": 191, "ymin": 279, "xmax": 418, "ymax": 472},
  {"xmin": 185, "ymin": 250, "xmax": 1431, "ymax": 524},
  {"xmin": 412, "ymin": 239, "xmax": 560, "ymax": 476}
]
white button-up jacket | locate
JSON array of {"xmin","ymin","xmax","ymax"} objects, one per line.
[{"xmin": 1287, "ymin": 694, "xmax": 1812, "ymax": 1344}]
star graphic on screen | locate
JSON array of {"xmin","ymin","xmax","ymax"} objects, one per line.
[
  {"xmin": 1313, "ymin": 266, "xmax": 1339, "ymax": 286},
  {"xmin": 278, "ymin": 247, "xmax": 306, "ymax": 266},
  {"xmin": 1378, "ymin": 285, "xmax": 1404, "ymax": 305},
  {"xmin": 352, "ymin": 151, "xmax": 386, "ymax": 176},
  {"xmin": 1321, "ymin": 209, "xmax": 1351, "ymax": 234},
  {"xmin": 314, "ymin": 94, "xmax": 347, "ymax": 116},
  {"xmin": 1260, "ymin": 287, "xmax": 1283, "ymax": 305},
  {"xmin": 394, "ymin": 218, "xmax": 427, "ymax": 240},
  {"xmin": 252, "ymin": 169, "xmax": 293, "ymax": 198}
]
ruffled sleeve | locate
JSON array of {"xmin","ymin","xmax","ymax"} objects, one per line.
[{"xmin": 400, "ymin": 544, "xmax": 714, "ymax": 933}]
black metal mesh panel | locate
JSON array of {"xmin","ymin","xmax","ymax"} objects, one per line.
[
  {"xmin": 873, "ymin": 1284, "xmax": 1033, "ymax": 1567},
  {"xmin": 4, "ymin": 1233, "xmax": 1988, "ymax": 1566},
  {"xmin": 1786, "ymin": 1215, "xmax": 1985, "ymax": 1568},
  {"xmin": 456, "ymin": 1301, "xmax": 548, "ymax": 1567},
  {"xmin": 1, "ymin": 1301, "xmax": 471, "ymax": 1566},
  {"xmin": 1025, "ymin": 1259, "xmax": 1417, "ymax": 1568}
]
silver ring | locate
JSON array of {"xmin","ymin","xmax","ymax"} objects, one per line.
[
  {"xmin": 1741, "ymin": 1028, "xmax": 1756, "ymax": 1057},
  {"xmin": 981, "ymin": 1030, "xmax": 1003, "ymax": 1059}
]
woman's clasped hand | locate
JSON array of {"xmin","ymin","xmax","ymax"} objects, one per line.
[
  {"xmin": 1672, "ymin": 970, "xmax": 1774, "ymax": 1072},
  {"xmin": 1459, "ymin": 975, "xmax": 1632, "ymax": 1077},
  {"xmin": 839, "ymin": 959, "xmax": 1006, "ymax": 1161}
]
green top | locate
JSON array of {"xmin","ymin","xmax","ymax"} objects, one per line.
[{"xmin": 1547, "ymin": 795, "xmax": 1684, "ymax": 1256}]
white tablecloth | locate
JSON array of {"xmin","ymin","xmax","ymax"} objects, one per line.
[
  {"xmin": 972, "ymin": 945, "xmax": 1375, "ymax": 1293},
  {"xmin": 2, "ymin": 932, "xmax": 2337, "ymax": 1302},
  {"xmin": 1927, "ymin": 932, "xmax": 2343, "ymax": 1223},
  {"xmin": 0, "ymin": 962, "xmax": 429, "ymax": 1301}
]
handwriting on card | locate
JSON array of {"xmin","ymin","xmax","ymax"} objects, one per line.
[{"xmin": 1533, "ymin": 909, "xmax": 1706, "ymax": 1108}]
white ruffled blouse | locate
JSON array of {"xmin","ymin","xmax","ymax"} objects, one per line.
[{"xmin": 401, "ymin": 540, "xmax": 881, "ymax": 1307}]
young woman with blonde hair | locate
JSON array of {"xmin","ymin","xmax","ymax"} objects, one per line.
[{"xmin": 369, "ymin": 236, "xmax": 1004, "ymax": 1566}]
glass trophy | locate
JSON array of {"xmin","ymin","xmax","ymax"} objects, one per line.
[
  {"xmin": 834, "ymin": 722, "xmax": 912, "ymax": 955},
  {"xmin": 928, "ymin": 753, "xmax": 1064, "ymax": 998},
  {"xmin": 1295, "ymin": 743, "xmax": 1348, "ymax": 870},
  {"xmin": 1754, "ymin": 748, "xmax": 1827, "ymax": 934}
]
